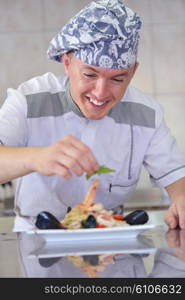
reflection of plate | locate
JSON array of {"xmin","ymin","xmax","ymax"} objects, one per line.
[
  {"xmin": 29, "ymin": 234, "xmax": 155, "ymax": 258},
  {"xmin": 27, "ymin": 224, "xmax": 155, "ymax": 243}
]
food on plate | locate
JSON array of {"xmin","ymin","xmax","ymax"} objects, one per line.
[
  {"xmin": 35, "ymin": 178, "xmax": 149, "ymax": 230},
  {"xmin": 60, "ymin": 178, "xmax": 127, "ymax": 229},
  {"xmin": 124, "ymin": 209, "xmax": 149, "ymax": 225},
  {"xmin": 35, "ymin": 211, "xmax": 65, "ymax": 230}
]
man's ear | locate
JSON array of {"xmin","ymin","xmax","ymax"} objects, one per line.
[
  {"xmin": 62, "ymin": 53, "xmax": 71, "ymax": 75},
  {"xmin": 133, "ymin": 62, "xmax": 139, "ymax": 76}
]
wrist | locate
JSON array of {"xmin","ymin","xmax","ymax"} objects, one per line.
[{"xmin": 24, "ymin": 146, "xmax": 44, "ymax": 173}]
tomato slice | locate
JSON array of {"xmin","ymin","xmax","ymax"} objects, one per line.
[
  {"xmin": 101, "ymin": 215, "xmax": 112, "ymax": 220},
  {"xmin": 96, "ymin": 223, "xmax": 107, "ymax": 228},
  {"xmin": 113, "ymin": 215, "xmax": 123, "ymax": 220}
]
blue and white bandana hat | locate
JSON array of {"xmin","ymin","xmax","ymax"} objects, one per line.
[{"xmin": 47, "ymin": 0, "xmax": 142, "ymax": 69}]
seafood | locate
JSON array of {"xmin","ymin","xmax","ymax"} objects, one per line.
[
  {"xmin": 60, "ymin": 178, "xmax": 126, "ymax": 229},
  {"xmin": 35, "ymin": 179, "xmax": 149, "ymax": 230},
  {"xmin": 35, "ymin": 211, "xmax": 65, "ymax": 229},
  {"xmin": 124, "ymin": 209, "xmax": 149, "ymax": 225}
]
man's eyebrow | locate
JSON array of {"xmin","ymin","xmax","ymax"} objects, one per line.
[
  {"xmin": 113, "ymin": 72, "xmax": 129, "ymax": 77},
  {"xmin": 83, "ymin": 66, "xmax": 129, "ymax": 77},
  {"xmin": 83, "ymin": 66, "xmax": 99, "ymax": 73}
]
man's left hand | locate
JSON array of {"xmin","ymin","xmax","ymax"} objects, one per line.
[{"xmin": 165, "ymin": 177, "xmax": 185, "ymax": 229}]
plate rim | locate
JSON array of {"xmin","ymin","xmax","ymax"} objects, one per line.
[{"xmin": 27, "ymin": 223, "xmax": 155, "ymax": 235}]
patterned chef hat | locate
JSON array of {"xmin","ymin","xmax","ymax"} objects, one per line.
[{"xmin": 47, "ymin": 0, "xmax": 142, "ymax": 69}]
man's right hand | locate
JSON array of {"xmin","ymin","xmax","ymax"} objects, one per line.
[{"xmin": 33, "ymin": 135, "xmax": 99, "ymax": 179}]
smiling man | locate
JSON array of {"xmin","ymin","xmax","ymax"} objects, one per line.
[
  {"xmin": 0, "ymin": 0, "xmax": 185, "ymax": 231},
  {"xmin": 62, "ymin": 53, "xmax": 138, "ymax": 120}
]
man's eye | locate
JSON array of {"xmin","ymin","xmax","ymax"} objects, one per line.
[
  {"xmin": 83, "ymin": 73, "xmax": 96, "ymax": 78},
  {"xmin": 113, "ymin": 78, "xmax": 124, "ymax": 82}
]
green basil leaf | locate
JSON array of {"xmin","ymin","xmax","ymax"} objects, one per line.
[{"xmin": 86, "ymin": 165, "xmax": 115, "ymax": 180}]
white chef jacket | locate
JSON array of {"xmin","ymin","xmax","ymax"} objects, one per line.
[{"xmin": 0, "ymin": 72, "xmax": 185, "ymax": 231}]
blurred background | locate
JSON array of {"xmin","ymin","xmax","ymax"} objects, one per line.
[{"xmin": 0, "ymin": 0, "xmax": 185, "ymax": 215}]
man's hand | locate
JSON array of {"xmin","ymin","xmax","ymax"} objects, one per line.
[
  {"xmin": 164, "ymin": 177, "xmax": 185, "ymax": 229},
  {"xmin": 33, "ymin": 135, "xmax": 99, "ymax": 179}
]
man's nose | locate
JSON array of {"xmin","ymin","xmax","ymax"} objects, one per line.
[{"xmin": 93, "ymin": 79, "xmax": 109, "ymax": 99}]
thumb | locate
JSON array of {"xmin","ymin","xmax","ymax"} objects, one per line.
[{"xmin": 164, "ymin": 207, "xmax": 178, "ymax": 229}]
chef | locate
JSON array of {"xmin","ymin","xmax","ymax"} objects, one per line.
[{"xmin": 0, "ymin": 0, "xmax": 185, "ymax": 231}]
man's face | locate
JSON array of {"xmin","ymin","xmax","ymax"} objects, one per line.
[{"xmin": 63, "ymin": 54, "xmax": 138, "ymax": 120}]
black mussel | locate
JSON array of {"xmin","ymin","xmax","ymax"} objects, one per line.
[
  {"xmin": 83, "ymin": 255, "xmax": 99, "ymax": 265},
  {"xmin": 67, "ymin": 206, "xmax": 72, "ymax": 213},
  {"xmin": 81, "ymin": 215, "xmax": 97, "ymax": 228},
  {"xmin": 38, "ymin": 257, "xmax": 61, "ymax": 268},
  {"xmin": 35, "ymin": 211, "xmax": 65, "ymax": 229},
  {"xmin": 124, "ymin": 209, "xmax": 149, "ymax": 225}
]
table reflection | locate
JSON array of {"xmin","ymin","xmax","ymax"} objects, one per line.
[
  {"xmin": 16, "ymin": 229, "xmax": 185, "ymax": 278},
  {"xmin": 149, "ymin": 229, "xmax": 185, "ymax": 278}
]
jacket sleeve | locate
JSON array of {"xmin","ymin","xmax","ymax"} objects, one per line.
[
  {"xmin": 143, "ymin": 105, "xmax": 185, "ymax": 187},
  {"xmin": 0, "ymin": 88, "xmax": 28, "ymax": 146}
]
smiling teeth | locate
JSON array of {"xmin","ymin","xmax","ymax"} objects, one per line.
[{"xmin": 89, "ymin": 98, "xmax": 105, "ymax": 106}]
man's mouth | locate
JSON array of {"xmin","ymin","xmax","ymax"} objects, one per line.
[{"xmin": 85, "ymin": 96, "xmax": 108, "ymax": 107}]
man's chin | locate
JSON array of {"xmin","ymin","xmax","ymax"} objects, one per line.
[
  {"xmin": 84, "ymin": 112, "xmax": 106, "ymax": 120},
  {"xmin": 83, "ymin": 107, "xmax": 110, "ymax": 120}
]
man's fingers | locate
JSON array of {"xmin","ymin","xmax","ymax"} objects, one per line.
[
  {"xmin": 165, "ymin": 201, "xmax": 185, "ymax": 230},
  {"xmin": 60, "ymin": 143, "xmax": 93, "ymax": 173},
  {"xmin": 57, "ymin": 153, "xmax": 84, "ymax": 176},
  {"xmin": 164, "ymin": 210, "xmax": 178, "ymax": 229},
  {"xmin": 59, "ymin": 136, "xmax": 99, "ymax": 173},
  {"xmin": 165, "ymin": 217, "xmax": 178, "ymax": 229},
  {"xmin": 52, "ymin": 163, "xmax": 72, "ymax": 179},
  {"xmin": 37, "ymin": 136, "xmax": 99, "ymax": 179},
  {"xmin": 177, "ymin": 207, "xmax": 185, "ymax": 229},
  {"xmin": 68, "ymin": 136, "xmax": 99, "ymax": 171}
]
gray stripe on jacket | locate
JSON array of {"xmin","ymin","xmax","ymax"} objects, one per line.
[{"xmin": 26, "ymin": 91, "xmax": 156, "ymax": 128}]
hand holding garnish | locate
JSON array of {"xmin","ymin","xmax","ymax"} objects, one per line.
[{"xmin": 86, "ymin": 165, "xmax": 115, "ymax": 180}]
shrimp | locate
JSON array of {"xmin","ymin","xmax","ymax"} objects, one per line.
[
  {"xmin": 78, "ymin": 178, "xmax": 100, "ymax": 213},
  {"xmin": 61, "ymin": 178, "xmax": 100, "ymax": 228},
  {"xmin": 83, "ymin": 178, "xmax": 100, "ymax": 206}
]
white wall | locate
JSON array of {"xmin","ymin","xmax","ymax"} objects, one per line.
[
  {"xmin": 0, "ymin": 0, "xmax": 185, "ymax": 189},
  {"xmin": 124, "ymin": 0, "xmax": 185, "ymax": 188}
]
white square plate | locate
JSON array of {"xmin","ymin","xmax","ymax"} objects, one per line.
[
  {"xmin": 27, "ymin": 224, "xmax": 155, "ymax": 244},
  {"xmin": 29, "ymin": 234, "xmax": 156, "ymax": 258}
]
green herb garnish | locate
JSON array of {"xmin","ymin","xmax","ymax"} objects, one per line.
[{"xmin": 86, "ymin": 165, "xmax": 115, "ymax": 180}]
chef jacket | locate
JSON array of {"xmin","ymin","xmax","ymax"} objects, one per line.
[{"xmin": 0, "ymin": 72, "xmax": 185, "ymax": 231}]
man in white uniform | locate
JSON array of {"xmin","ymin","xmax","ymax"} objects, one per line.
[{"xmin": 0, "ymin": 0, "xmax": 185, "ymax": 231}]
